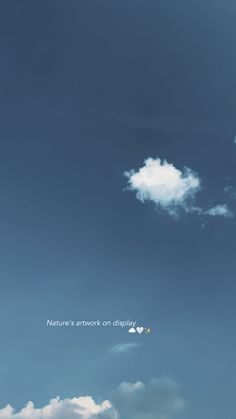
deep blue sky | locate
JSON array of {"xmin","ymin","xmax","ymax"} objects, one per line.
[{"xmin": 0, "ymin": 1, "xmax": 236, "ymax": 418}]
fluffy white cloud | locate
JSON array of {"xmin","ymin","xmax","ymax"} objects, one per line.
[
  {"xmin": 125, "ymin": 157, "xmax": 233, "ymax": 218},
  {"xmin": 109, "ymin": 343, "xmax": 140, "ymax": 354},
  {"xmin": 205, "ymin": 204, "xmax": 233, "ymax": 218},
  {"xmin": 111, "ymin": 376, "xmax": 185, "ymax": 419},
  {"xmin": 124, "ymin": 157, "xmax": 200, "ymax": 216},
  {"xmin": 0, "ymin": 397, "xmax": 117, "ymax": 419}
]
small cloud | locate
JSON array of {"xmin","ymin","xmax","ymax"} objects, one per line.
[
  {"xmin": 205, "ymin": 204, "xmax": 233, "ymax": 218},
  {"xmin": 234, "ymin": 135, "xmax": 236, "ymax": 144},
  {"xmin": 124, "ymin": 157, "xmax": 233, "ymax": 220},
  {"xmin": 109, "ymin": 343, "xmax": 140, "ymax": 355}
]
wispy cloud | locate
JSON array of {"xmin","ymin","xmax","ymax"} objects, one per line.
[
  {"xmin": 205, "ymin": 204, "xmax": 233, "ymax": 218},
  {"xmin": 109, "ymin": 342, "xmax": 140, "ymax": 354},
  {"xmin": 125, "ymin": 157, "xmax": 233, "ymax": 219},
  {"xmin": 224, "ymin": 185, "xmax": 236, "ymax": 198}
]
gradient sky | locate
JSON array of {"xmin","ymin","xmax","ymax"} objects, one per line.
[{"xmin": 0, "ymin": 1, "xmax": 236, "ymax": 418}]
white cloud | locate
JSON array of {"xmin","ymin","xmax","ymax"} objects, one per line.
[
  {"xmin": 109, "ymin": 343, "xmax": 140, "ymax": 354},
  {"xmin": 0, "ymin": 397, "xmax": 117, "ymax": 419},
  {"xmin": 0, "ymin": 377, "xmax": 185, "ymax": 419},
  {"xmin": 111, "ymin": 376, "xmax": 185, "ymax": 419},
  {"xmin": 125, "ymin": 157, "xmax": 233, "ymax": 219},
  {"xmin": 124, "ymin": 157, "xmax": 200, "ymax": 216},
  {"xmin": 205, "ymin": 204, "xmax": 233, "ymax": 218}
]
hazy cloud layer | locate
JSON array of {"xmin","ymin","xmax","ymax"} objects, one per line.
[
  {"xmin": 125, "ymin": 157, "xmax": 233, "ymax": 218},
  {"xmin": 111, "ymin": 376, "xmax": 185, "ymax": 419}
]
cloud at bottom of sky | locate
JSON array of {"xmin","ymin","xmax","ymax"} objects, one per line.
[
  {"xmin": 0, "ymin": 377, "xmax": 185, "ymax": 419},
  {"xmin": 124, "ymin": 157, "xmax": 233, "ymax": 219},
  {"xmin": 0, "ymin": 397, "xmax": 117, "ymax": 419}
]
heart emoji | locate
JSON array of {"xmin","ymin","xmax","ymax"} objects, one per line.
[
  {"xmin": 128, "ymin": 327, "xmax": 136, "ymax": 333},
  {"xmin": 136, "ymin": 327, "xmax": 144, "ymax": 334}
]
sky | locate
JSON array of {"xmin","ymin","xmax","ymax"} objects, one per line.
[{"xmin": 0, "ymin": 1, "xmax": 236, "ymax": 418}]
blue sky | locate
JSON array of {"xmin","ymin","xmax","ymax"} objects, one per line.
[{"xmin": 0, "ymin": 1, "xmax": 236, "ymax": 418}]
